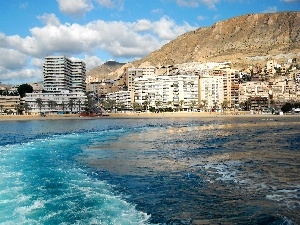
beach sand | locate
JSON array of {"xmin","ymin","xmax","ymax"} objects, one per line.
[{"xmin": 0, "ymin": 111, "xmax": 298, "ymax": 121}]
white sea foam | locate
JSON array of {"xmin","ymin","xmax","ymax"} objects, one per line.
[{"xmin": 266, "ymin": 187, "xmax": 300, "ymax": 209}]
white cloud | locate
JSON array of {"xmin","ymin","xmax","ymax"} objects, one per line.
[
  {"xmin": 284, "ymin": 0, "xmax": 300, "ymax": 2},
  {"xmin": 0, "ymin": 67, "xmax": 43, "ymax": 83},
  {"xmin": 19, "ymin": 2, "xmax": 28, "ymax": 9},
  {"xmin": 262, "ymin": 6, "xmax": 278, "ymax": 13},
  {"xmin": 0, "ymin": 15, "xmax": 196, "ymax": 83},
  {"xmin": 30, "ymin": 58, "xmax": 44, "ymax": 68},
  {"xmin": 176, "ymin": 0, "xmax": 219, "ymax": 9},
  {"xmin": 197, "ymin": 15, "xmax": 206, "ymax": 21},
  {"xmin": 57, "ymin": 0, "xmax": 94, "ymax": 17},
  {"xmin": 0, "ymin": 48, "xmax": 28, "ymax": 70},
  {"xmin": 84, "ymin": 55, "xmax": 104, "ymax": 70},
  {"xmin": 133, "ymin": 19, "xmax": 152, "ymax": 32},
  {"xmin": 95, "ymin": 0, "xmax": 124, "ymax": 9},
  {"xmin": 37, "ymin": 13, "xmax": 61, "ymax": 27}
]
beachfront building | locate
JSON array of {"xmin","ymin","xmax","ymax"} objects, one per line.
[
  {"xmin": 43, "ymin": 56, "xmax": 86, "ymax": 93},
  {"xmin": 125, "ymin": 67, "xmax": 143, "ymax": 92},
  {"xmin": 198, "ymin": 73, "xmax": 224, "ymax": 110},
  {"xmin": 134, "ymin": 75, "xmax": 199, "ymax": 111},
  {"xmin": 106, "ymin": 91, "xmax": 133, "ymax": 111},
  {"xmin": 0, "ymin": 96, "xmax": 20, "ymax": 114},
  {"xmin": 24, "ymin": 91, "xmax": 87, "ymax": 115}
]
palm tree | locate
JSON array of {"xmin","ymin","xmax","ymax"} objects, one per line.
[
  {"xmin": 179, "ymin": 100, "xmax": 185, "ymax": 111},
  {"xmin": 221, "ymin": 100, "xmax": 230, "ymax": 114},
  {"xmin": 77, "ymin": 99, "xmax": 82, "ymax": 113},
  {"xmin": 213, "ymin": 101, "xmax": 218, "ymax": 110},
  {"xmin": 36, "ymin": 98, "xmax": 43, "ymax": 115},
  {"xmin": 23, "ymin": 103, "xmax": 30, "ymax": 115},
  {"xmin": 142, "ymin": 95, "xmax": 150, "ymax": 111},
  {"xmin": 155, "ymin": 100, "xmax": 162, "ymax": 112},
  {"xmin": 60, "ymin": 102, "xmax": 66, "ymax": 114},
  {"xmin": 68, "ymin": 99, "xmax": 74, "ymax": 114},
  {"xmin": 48, "ymin": 100, "xmax": 57, "ymax": 113},
  {"xmin": 16, "ymin": 104, "xmax": 24, "ymax": 115},
  {"xmin": 190, "ymin": 100, "xmax": 197, "ymax": 112},
  {"xmin": 201, "ymin": 100, "xmax": 208, "ymax": 112},
  {"xmin": 0, "ymin": 105, "xmax": 4, "ymax": 115},
  {"xmin": 132, "ymin": 102, "xmax": 142, "ymax": 112}
]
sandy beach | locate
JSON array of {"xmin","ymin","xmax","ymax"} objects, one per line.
[{"xmin": 0, "ymin": 111, "xmax": 299, "ymax": 121}]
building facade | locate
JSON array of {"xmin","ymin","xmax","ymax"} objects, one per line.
[
  {"xmin": 43, "ymin": 56, "xmax": 86, "ymax": 93},
  {"xmin": 24, "ymin": 91, "xmax": 87, "ymax": 115}
]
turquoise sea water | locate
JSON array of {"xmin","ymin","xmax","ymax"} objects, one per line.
[{"xmin": 0, "ymin": 117, "xmax": 299, "ymax": 224}]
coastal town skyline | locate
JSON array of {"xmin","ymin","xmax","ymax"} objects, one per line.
[{"xmin": 0, "ymin": 0, "xmax": 299, "ymax": 84}]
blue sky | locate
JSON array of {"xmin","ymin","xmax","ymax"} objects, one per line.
[{"xmin": 0, "ymin": 0, "xmax": 299, "ymax": 84}]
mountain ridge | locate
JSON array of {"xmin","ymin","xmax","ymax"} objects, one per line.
[{"xmin": 88, "ymin": 12, "xmax": 300, "ymax": 80}]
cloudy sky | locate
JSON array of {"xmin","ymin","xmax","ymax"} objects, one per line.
[{"xmin": 0, "ymin": 0, "xmax": 299, "ymax": 84}]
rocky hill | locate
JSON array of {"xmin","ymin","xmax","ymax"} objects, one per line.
[
  {"xmin": 88, "ymin": 12, "xmax": 300, "ymax": 80},
  {"xmin": 133, "ymin": 12, "xmax": 300, "ymax": 69},
  {"xmin": 87, "ymin": 61, "xmax": 126, "ymax": 80}
]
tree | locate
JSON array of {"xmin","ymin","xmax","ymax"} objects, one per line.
[
  {"xmin": 68, "ymin": 99, "xmax": 74, "ymax": 113},
  {"xmin": 190, "ymin": 100, "xmax": 197, "ymax": 111},
  {"xmin": 155, "ymin": 100, "xmax": 162, "ymax": 112},
  {"xmin": 142, "ymin": 95, "xmax": 150, "ymax": 111},
  {"xmin": 36, "ymin": 98, "xmax": 43, "ymax": 115},
  {"xmin": 212, "ymin": 101, "xmax": 218, "ymax": 110},
  {"xmin": 201, "ymin": 100, "xmax": 208, "ymax": 111},
  {"xmin": 23, "ymin": 103, "xmax": 30, "ymax": 115},
  {"xmin": 281, "ymin": 102, "xmax": 293, "ymax": 113},
  {"xmin": 221, "ymin": 100, "xmax": 230, "ymax": 113},
  {"xmin": 60, "ymin": 102, "xmax": 66, "ymax": 114},
  {"xmin": 179, "ymin": 100, "xmax": 185, "ymax": 111},
  {"xmin": 132, "ymin": 102, "xmax": 142, "ymax": 112},
  {"xmin": 48, "ymin": 100, "xmax": 57, "ymax": 112},
  {"xmin": 85, "ymin": 95, "xmax": 96, "ymax": 114},
  {"xmin": 0, "ymin": 105, "xmax": 4, "ymax": 115},
  {"xmin": 77, "ymin": 99, "xmax": 82, "ymax": 112},
  {"xmin": 16, "ymin": 104, "xmax": 24, "ymax": 115},
  {"xmin": 17, "ymin": 84, "xmax": 33, "ymax": 98}
]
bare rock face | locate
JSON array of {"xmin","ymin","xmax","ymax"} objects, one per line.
[{"xmin": 133, "ymin": 12, "xmax": 300, "ymax": 68}]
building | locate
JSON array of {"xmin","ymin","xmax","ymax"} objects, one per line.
[
  {"xmin": 24, "ymin": 91, "xmax": 87, "ymax": 115},
  {"xmin": 134, "ymin": 75, "xmax": 199, "ymax": 111},
  {"xmin": 43, "ymin": 56, "xmax": 86, "ymax": 93},
  {"xmin": 0, "ymin": 96, "xmax": 20, "ymax": 114},
  {"xmin": 71, "ymin": 59, "xmax": 86, "ymax": 93},
  {"xmin": 106, "ymin": 91, "xmax": 133, "ymax": 111},
  {"xmin": 125, "ymin": 67, "xmax": 143, "ymax": 92},
  {"xmin": 198, "ymin": 73, "xmax": 224, "ymax": 110}
]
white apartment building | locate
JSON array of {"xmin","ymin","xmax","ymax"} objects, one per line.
[
  {"xmin": 43, "ymin": 56, "xmax": 86, "ymax": 93},
  {"xmin": 199, "ymin": 74, "xmax": 224, "ymax": 109},
  {"xmin": 71, "ymin": 59, "xmax": 86, "ymax": 93},
  {"xmin": 134, "ymin": 75, "xmax": 198, "ymax": 111},
  {"xmin": 125, "ymin": 67, "xmax": 143, "ymax": 92},
  {"xmin": 106, "ymin": 91, "xmax": 133, "ymax": 110},
  {"xmin": 24, "ymin": 91, "xmax": 87, "ymax": 115}
]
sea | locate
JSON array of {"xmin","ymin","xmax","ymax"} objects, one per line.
[{"xmin": 0, "ymin": 116, "xmax": 299, "ymax": 225}]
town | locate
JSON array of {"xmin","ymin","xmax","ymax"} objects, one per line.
[{"xmin": 1, "ymin": 55, "xmax": 300, "ymax": 116}]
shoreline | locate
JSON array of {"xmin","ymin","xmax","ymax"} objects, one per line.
[{"xmin": 0, "ymin": 112, "xmax": 299, "ymax": 121}]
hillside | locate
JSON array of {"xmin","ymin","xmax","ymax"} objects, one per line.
[
  {"xmin": 133, "ymin": 12, "xmax": 300, "ymax": 69},
  {"xmin": 87, "ymin": 61, "xmax": 126, "ymax": 80},
  {"xmin": 88, "ymin": 12, "xmax": 300, "ymax": 80}
]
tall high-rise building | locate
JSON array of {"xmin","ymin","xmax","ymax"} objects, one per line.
[
  {"xmin": 71, "ymin": 59, "xmax": 86, "ymax": 93},
  {"xmin": 43, "ymin": 56, "xmax": 86, "ymax": 93}
]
